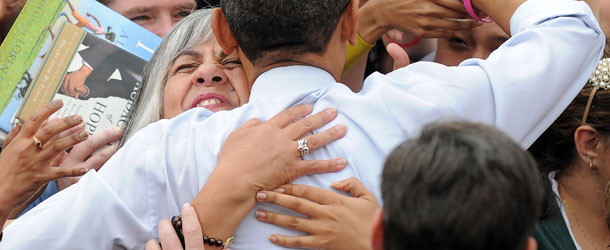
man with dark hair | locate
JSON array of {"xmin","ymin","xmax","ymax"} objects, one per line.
[
  {"xmin": 0, "ymin": 0, "xmax": 602, "ymax": 249},
  {"xmin": 377, "ymin": 122, "xmax": 543, "ymax": 250}
]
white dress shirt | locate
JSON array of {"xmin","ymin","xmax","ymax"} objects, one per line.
[{"xmin": 1, "ymin": 0, "xmax": 603, "ymax": 249}]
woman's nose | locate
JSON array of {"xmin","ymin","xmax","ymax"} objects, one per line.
[{"xmin": 192, "ymin": 64, "xmax": 227, "ymax": 87}]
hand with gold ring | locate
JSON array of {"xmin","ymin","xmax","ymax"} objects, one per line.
[
  {"xmin": 0, "ymin": 99, "xmax": 89, "ymax": 217},
  {"xmin": 191, "ymin": 104, "xmax": 347, "ymax": 242},
  {"xmin": 214, "ymin": 104, "xmax": 347, "ymax": 193}
]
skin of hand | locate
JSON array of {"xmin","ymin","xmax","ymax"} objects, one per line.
[
  {"xmin": 358, "ymin": 0, "xmax": 479, "ymax": 44},
  {"xmin": 61, "ymin": 65, "xmax": 93, "ymax": 99},
  {"xmin": 146, "ymin": 203, "xmax": 220, "ymax": 250},
  {"xmin": 56, "ymin": 127, "xmax": 123, "ymax": 191},
  {"xmin": 0, "ymin": 100, "xmax": 89, "ymax": 222},
  {"xmin": 470, "ymin": 0, "xmax": 527, "ymax": 35},
  {"xmin": 386, "ymin": 43, "xmax": 411, "ymax": 71},
  {"xmin": 191, "ymin": 104, "xmax": 348, "ymax": 248},
  {"xmin": 255, "ymin": 178, "xmax": 379, "ymax": 250}
]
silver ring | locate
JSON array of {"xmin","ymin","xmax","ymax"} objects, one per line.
[
  {"xmin": 297, "ymin": 138, "xmax": 309, "ymax": 159},
  {"xmin": 33, "ymin": 136, "xmax": 43, "ymax": 149}
]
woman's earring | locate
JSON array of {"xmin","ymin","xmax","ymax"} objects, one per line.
[{"xmin": 584, "ymin": 155, "xmax": 595, "ymax": 172}]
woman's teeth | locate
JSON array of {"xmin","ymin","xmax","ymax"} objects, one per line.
[{"xmin": 197, "ymin": 98, "xmax": 221, "ymax": 107}]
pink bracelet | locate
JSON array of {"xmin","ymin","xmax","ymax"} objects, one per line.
[
  {"xmin": 384, "ymin": 34, "xmax": 421, "ymax": 48},
  {"xmin": 463, "ymin": 0, "xmax": 493, "ymax": 23}
]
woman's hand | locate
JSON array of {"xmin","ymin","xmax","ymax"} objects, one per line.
[
  {"xmin": 215, "ymin": 104, "xmax": 347, "ymax": 193},
  {"xmin": 191, "ymin": 104, "xmax": 347, "ymax": 246},
  {"xmin": 255, "ymin": 178, "xmax": 379, "ymax": 250},
  {"xmin": 359, "ymin": 0, "xmax": 479, "ymax": 43},
  {"xmin": 0, "ymin": 100, "xmax": 89, "ymax": 211},
  {"xmin": 56, "ymin": 127, "xmax": 122, "ymax": 191},
  {"xmin": 146, "ymin": 203, "xmax": 217, "ymax": 250}
]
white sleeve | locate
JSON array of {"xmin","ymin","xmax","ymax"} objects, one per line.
[{"xmin": 377, "ymin": 0, "xmax": 604, "ymax": 148}]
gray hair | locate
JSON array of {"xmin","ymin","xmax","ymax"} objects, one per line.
[{"xmin": 120, "ymin": 9, "xmax": 214, "ymax": 146}]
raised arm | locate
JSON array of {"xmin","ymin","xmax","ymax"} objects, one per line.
[{"xmin": 380, "ymin": 0, "xmax": 604, "ymax": 148}]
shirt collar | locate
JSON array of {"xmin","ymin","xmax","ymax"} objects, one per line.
[{"xmin": 249, "ymin": 65, "xmax": 337, "ymax": 101}]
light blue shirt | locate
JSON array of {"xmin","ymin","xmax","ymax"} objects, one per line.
[{"xmin": 1, "ymin": 0, "xmax": 604, "ymax": 249}]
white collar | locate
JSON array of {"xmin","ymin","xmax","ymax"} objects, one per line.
[
  {"xmin": 549, "ymin": 172, "xmax": 583, "ymax": 250},
  {"xmin": 249, "ymin": 65, "xmax": 337, "ymax": 101}
]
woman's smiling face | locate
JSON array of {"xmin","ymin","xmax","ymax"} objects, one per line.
[{"xmin": 162, "ymin": 39, "xmax": 249, "ymax": 118}]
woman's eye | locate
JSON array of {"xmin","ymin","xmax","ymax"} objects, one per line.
[
  {"xmin": 175, "ymin": 64, "xmax": 198, "ymax": 73},
  {"xmin": 221, "ymin": 60, "xmax": 242, "ymax": 69},
  {"xmin": 448, "ymin": 36, "xmax": 469, "ymax": 49}
]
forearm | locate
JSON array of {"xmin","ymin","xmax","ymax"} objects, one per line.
[
  {"xmin": 191, "ymin": 167, "xmax": 257, "ymax": 248},
  {"xmin": 358, "ymin": 2, "xmax": 388, "ymax": 44},
  {"xmin": 471, "ymin": 0, "xmax": 526, "ymax": 35}
]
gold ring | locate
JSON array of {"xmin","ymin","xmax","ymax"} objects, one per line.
[{"xmin": 33, "ymin": 136, "xmax": 43, "ymax": 149}]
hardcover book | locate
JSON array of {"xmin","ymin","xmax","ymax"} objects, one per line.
[
  {"xmin": 15, "ymin": 21, "xmax": 146, "ymax": 134},
  {"xmin": 0, "ymin": 0, "xmax": 161, "ymax": 133}
]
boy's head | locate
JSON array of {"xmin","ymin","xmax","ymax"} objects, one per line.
[{"xmin": 376, "ymin": 122, "xmax": 542, "ymax": 250}]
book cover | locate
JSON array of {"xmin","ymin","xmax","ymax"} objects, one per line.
[
  {"xmin": 16, "ymin": 21, "xmax": 145, "ymax": 134},
  {"xmin": 0, "ymin": 0, "xmax": 161, "ymax": 133}
]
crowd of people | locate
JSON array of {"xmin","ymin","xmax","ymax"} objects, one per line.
[{"xmin": 0, "ymin": 0, "xmax": 607, "ymax": 249}]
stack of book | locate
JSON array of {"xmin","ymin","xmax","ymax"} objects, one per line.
[{"xmin": 0, "ymin": 0, "xmax": 162, "ymax": 136}]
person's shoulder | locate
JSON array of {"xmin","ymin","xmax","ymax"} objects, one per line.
[{"xmin": 533, "ymin": 214, "xmax": 578, "ymax": 250}]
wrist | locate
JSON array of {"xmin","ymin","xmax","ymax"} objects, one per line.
[
  {"xmin": 0, "ymin": 201, "xmax": 13, "ymax": 220},
  {"xmin": 358, "ymin": 2, "xmax": 389, "ymax": 44}
]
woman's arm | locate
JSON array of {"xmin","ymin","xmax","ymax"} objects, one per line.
[{"xmin": 190, "ymin": 105, "xmax": 347, "ymax": 249}]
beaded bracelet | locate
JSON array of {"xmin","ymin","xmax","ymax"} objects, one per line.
[
  {"xmin": 171, "ymin": 216, "xmax": 234, "ymax": 249},
  {"xmin": 462, "ymin": 0, "xmax": 493, "ymax": 23}
]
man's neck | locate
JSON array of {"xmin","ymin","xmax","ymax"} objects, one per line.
[{"xmin": 243, "ymin": 52, "xmax": 344, "ymax": 89}]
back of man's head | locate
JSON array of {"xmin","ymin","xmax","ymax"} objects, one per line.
[
  {"xmin": 220, "ymin": 0, "xmax": 350, "ymax": 64},
  {"xmin": 381, "ymin": 122, "xmax": 543, "ymax": 250}
]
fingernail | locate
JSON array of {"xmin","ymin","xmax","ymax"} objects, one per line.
[
  {"xmin": 256, "ymin": 192, "xmax": 267, "ymax": 201},
  {"xmin": 274, "ymin": 188, "xmax": 285, "ymax": 193},
  {"xmin": 269, "ymin": 236, "xmax": 277, "ymax": 243},
  {"xmin": 256, "ymin": 210, "xmax": 266, "ymax": 218},
  {"xmin": 183, "ymin": 203, "xmax": 192, "ymax": 209},
  {"xmin": 72, "ymin": 115, "xmax": 82, "ymax": 123},
  {"xmin": 325, "ymin": 108, "xmax": 337, "ymax": 115},
  {"xmin": 331, "ymin": 181, "xmax": 340, "ymax": 186},
  {"xmin": 115, "ymin": 127, "xmax": 123, "ymax": 134},
  {"xmin": 334, "ymin": 124, "xmax": 346, "ymax": 132},
  {"xmin": 336, "ymin": 159, "xmax": 346, "ymax": 166},
  {"xmin": 79, "ymin": 168, "xmax": 87, "ymax": 174},
  {"xmin": 79, "ymin": 131, "xmax": 88, "ymax": 139},
  {"xmin": 48, "ymin": 99, "xmax": 62, "ymax": 107}
]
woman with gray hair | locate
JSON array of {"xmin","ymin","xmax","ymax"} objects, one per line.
[{"xmin": 122, "ymin": 8, "xmax": 249, "ymax": 144}]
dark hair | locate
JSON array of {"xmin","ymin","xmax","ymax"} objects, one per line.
[
  {"xmin": 382, "ymin": 122, "xmax": 543, "ymax": 250},
  {"xmin": 219, "ymin": 0, "xmax": 350, "ymax": 64},
  {"xmin": 528, "ymin": 41, "xmax": 610, "ymax": 219}
]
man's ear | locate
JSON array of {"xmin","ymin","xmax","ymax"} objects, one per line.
[
  {"xmin": 574, "ymin": 125, "xmax": 603, "ymax": 166},
  {"xmin": 372, "ymin": 208, "xmax": 384, "ymax": 250},
  {"xmin": 340, "ymin": 0, "xmax": 359, "ymax": 46},
  {"xmin": 525, "ymin": 237, "xmax": 537, "ymax": 250},
  {"xmin": 211, "ymin": 8, "xmax": 238, "ymax": 55}
]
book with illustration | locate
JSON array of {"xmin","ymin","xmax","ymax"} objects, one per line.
[
  {"xmin": 0, "ymin": 0, "xmax": 161, "ymax": 133},
  {"xmin": 15, "ymin": 21, "xmax": 147, "ymax": 134}
]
